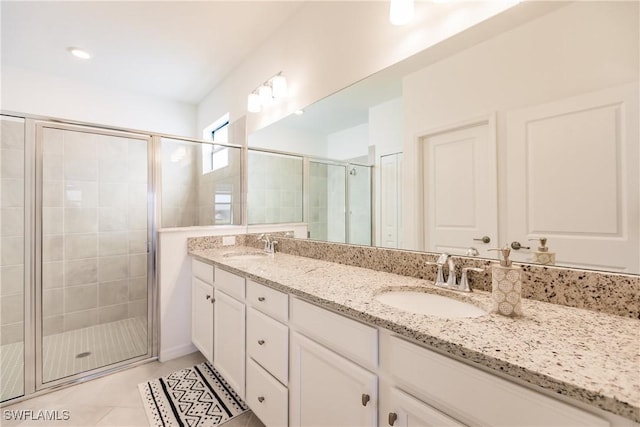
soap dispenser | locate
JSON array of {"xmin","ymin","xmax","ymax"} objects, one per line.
[
  {"xmin": 528, "ymin": 237, "xmax": 555, "ymax": 265},
  {"xmin": 489, "ymin": 245, "xmax": 523, "ymax": 317}
]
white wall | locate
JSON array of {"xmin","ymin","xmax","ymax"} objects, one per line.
[
  {"xmin": 327, "ymin": 123, "xmax": 369, "ymax": 161},
  {"xmin": 2, "ymin": 65, "xmax": 197, "ymax": 137},
  {"xmin": 401, "ymin": 1, "xmax": 640, "ymax": 250},
  {"xmin": 197, "ymin": 1, "xmax": 517, "ymax": 137},
  {"xmin": 248, "ymin": 125, "xmax": 327, "ymax": 157}
]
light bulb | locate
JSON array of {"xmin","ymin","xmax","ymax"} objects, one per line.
[
  {"xmin": 271, "ymin": 75, "xmax": 287, "ymax": 99},
  {"xmin": 258, "ymin": 85, "xmax": 273, "ymax": 106},
  {"xmin": 68, "ymin": 47, "xmax": 92, "ymax": 59},
  {"xmin": 247, "ymin": 93, "xmax": 261, "ymax": 113},
  {"xmin": 389, "ymin": 0, "xmax": 414, "ymax": 25}
]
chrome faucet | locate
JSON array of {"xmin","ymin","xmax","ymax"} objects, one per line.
[
  {"xmin": 426, "ymin": 253, "xmax": 449, "ymax": 287},
  {"xmin": 427, "ymin": 253, "xmax": 481, "ymax": 293},
  {"xmin": 446, "ymin": 257, "xmax": 457, "ymax": 288},
  {"xmin": 257, "ymin": 234, "xmax": 278, "ymax": 254}
]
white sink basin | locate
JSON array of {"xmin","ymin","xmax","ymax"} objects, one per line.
[
  {"xmin": 222, "ymin": 251, "xmax": 268, "ymax": 260},
  {"xmin": 375, "ymin": 291, "xmax": 487, "ymax": 318}
]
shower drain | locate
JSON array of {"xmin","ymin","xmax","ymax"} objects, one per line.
[{"xmin": 75, "ymin": 352, "xmax": 91, "ymax": 359}]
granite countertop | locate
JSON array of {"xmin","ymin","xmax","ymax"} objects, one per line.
[{"xmin": 189, "ymin": 246, "xmax": 640, "ymax": 422}]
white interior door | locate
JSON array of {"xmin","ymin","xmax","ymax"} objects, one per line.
[
  {"xmin": 506, "ymin": 83, "xmax": 639, "ymax": 273},
  {"xmin": 380, "ymin": 153, "xmax": 401, "ymax": 248},
  {"xmin": 421, "ymin": 119, "xmax": 497, "ymax": 257}
]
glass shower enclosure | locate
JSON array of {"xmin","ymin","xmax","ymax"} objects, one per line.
[
  {"xmin": 0, "ymin": 117, "xmax": 155, "ymax": 402},
  {"xmin": 308, "ymin": 160, "xmax": 372, "ymax": 245}
]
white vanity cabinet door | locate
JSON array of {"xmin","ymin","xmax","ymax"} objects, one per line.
[
  {"xmin": 213, "ymin": 289, "xmax": 246, "ymax": 399},
  {"xmin": 191, "ymin": 277, "xmax": 213, "ymax": 362},
  {"xmin": 290, "ymin": 332, "xmax": 377, "ymax": 427},
  {"xmin": 386, "ymin": 388, "xmax": 465, "ymax": 427}
]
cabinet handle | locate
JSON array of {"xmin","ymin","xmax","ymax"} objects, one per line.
[
  {"xmin": 258, "ymin": 297, "xmax": 266, "ymax": 302},
  {"xmin": 388, "ymin": 412, "xmax": 398, "ymax": 426},
  {"xmin": 361, "ymin": 393, "xmax": 370, "ymax": 406},
  {"xmin": 257, "ymin": 396, "xmax": 265, "ymax": 403},
  {"xmin": 205, "ymin": 294, "xmax": 211, "ymax": 300},
  {"xmin": 258, "ymin": 339, "xmax": 265, "ymax": 345}
]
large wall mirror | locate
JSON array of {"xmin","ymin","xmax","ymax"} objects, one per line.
[{"xmin": 247, "ymin": 1, "xmax": 639, "ymax": 275}]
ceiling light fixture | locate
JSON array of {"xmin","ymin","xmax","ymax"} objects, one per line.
[
  {"xmin": 389, "ymin": 0, "xmax": 414, "ymax": 25},
  {"xmin": 68, "ymin": 47, "xmax": 92, "ymax": 60},
  {"xmin": 247, "ymin": 72, "xmax": 288, "ymax": 113},
  {"xmin": 294, "ymin": 110, "xmax": 304, "ymax": 115}
]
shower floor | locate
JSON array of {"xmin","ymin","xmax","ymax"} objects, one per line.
[{"xmin": 0, "ymin": 317, "xmax": 148, "ymax": 402}]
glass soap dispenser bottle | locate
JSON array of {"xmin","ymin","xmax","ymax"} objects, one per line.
[
  {"xmin": 528, "ymin": 237, "xmax": 555, "ymax": 265},
  {"xmin": 489, "ymin": 245, "xmax": 523, "ymax": 317}
]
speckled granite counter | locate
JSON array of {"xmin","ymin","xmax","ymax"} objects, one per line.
[{"xmin": 189, "ymin": 246, "xmax": 640, "ymax": 422}]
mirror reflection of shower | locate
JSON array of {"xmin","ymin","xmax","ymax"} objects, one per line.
[{"xmin": 309, "ymin": 160, "xmax": 372, "ymax": 245}]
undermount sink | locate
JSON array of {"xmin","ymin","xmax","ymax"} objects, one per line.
[
  {"xmin": 374, "ymin": 291, "xmax": 487, "ymax": 318},
  {"xmin": 222, "ymin": 251, "xmax": 268, "ymax": 260}
]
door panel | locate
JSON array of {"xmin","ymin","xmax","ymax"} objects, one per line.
[
  {"xmin": 38, "ymin": 124, "xmax": 151, "ymax": 386},
  {"xmin": 506, "ymin": 84, "xmax": 639, "ymax": 272},
  {"xmin": 422, "ymin": 120, "xmax": 497, "ymax": 257}
]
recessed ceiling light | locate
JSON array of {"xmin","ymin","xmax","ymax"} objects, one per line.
[
  {"xmin": 68, "ymin": 47, "xmax": 92, "ymax": 60},
  {"xmin": 294, "ymin": 110, "xmax": 304, "ymax": 115}
]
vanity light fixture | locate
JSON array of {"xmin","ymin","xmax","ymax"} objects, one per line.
[
  {"xmin": 247, "ymin": 72, "xmax": 288, "ymax": 113},
  {"xmin": 68, "ymin": 47, "xmax": 92, "ymax": 59},
  {"xmin": 389, "ymin": 0, "xmax": 414, "ymax": 25}
]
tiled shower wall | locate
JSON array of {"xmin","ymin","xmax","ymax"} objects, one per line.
[
  {"xmin": 247, "ymin": 151, "xmax": 303, "ymax": 224},
  {"xmin": 0, "ymin": 117, "xmax": 25, "ymax": 345},
  {"xmin": 308, "ymin": 162, "xmax": 329, "ymax": 240},
  {"xmin": 41, "ymin": 128, "xmax": 148, "ymax": 336},
  {"xmin": 197, "ymin": 146, "xmax": 242, "ymax": 225},
  {"xmin": 161, "ymin": 139, "xmax": 199, "ymax": 227}
]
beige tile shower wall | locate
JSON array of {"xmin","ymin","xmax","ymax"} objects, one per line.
[
  {"xmin": 196, "ymin": 146, "xmax": 242, "ymax": 226},
  {"xmin": 161, "ymin": 140, "xmax": 199, "ymax": 227},
  {"xmin": 42, "ymin": 128, "xmax": 148, "ymax": 335},
  {"xmin": 0, "ymin": 117, "xmax": 25, "ymax": 345},
  {"xmin": 247, "ymin": 152, "xmax": 303, "ymax": 224},
  {"xmin": 308, "ymin": 163, "xmax": 328, "ymax": 241}
]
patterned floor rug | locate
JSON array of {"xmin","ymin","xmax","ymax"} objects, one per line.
[{"xmin": 139, "ymin": 361, "xmax": 248, "ymax": 427}]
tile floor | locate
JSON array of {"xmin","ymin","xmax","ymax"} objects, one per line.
[
  {"xmin": 2, "ymin": 317, "xmax": 148, "ymax": 402},
  {"xmin": 1, "ymin": 351, "xmax": 265, "ymax": 427}
]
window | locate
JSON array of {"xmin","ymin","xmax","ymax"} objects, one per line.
[
  {"xmin": 202, "ymin": 144, "xmax": 229, "ymax": 174},
  {"xmin": 202, "ymin": 113, "xmax": 229, "ymax": 143},
  {"xmin": 214, "ymin": 187, "xmax": 233, "ymax": 225}
]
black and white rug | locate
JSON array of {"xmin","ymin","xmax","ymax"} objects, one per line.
[{"xmin": 139, "ymin": 361, "xmax": 248, "ymax": 427}]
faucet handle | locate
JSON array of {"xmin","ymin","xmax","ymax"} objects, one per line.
[
  {"xmin": 459, "ymin": 267, "xmax": 485, "ymax": 292},
  {"xmin": 425, "ymin": 260, "xmax": 446, "ymax": 286}
]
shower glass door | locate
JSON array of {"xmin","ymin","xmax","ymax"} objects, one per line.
[
  {"xmin": 308, "ymin": 161, "xmax": 346, "ymax": 243},
  {"xmin": 37, "ymin": 124, "xmax": 152, "ymax": 386}
]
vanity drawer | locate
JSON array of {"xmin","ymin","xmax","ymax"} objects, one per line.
[
  {"xmin": 246, "ymin": 280, "xmax": 288, "ymax": 322},
  {"xmin": 386, "ymin": 336, "xmax": 608, "ymax": 427},
  {"xmin": 247, "ymin": 307, "xmax": 289, "ymax": 384},
  {"xmin": 192, "ymin": 259, "xmax": 213, "ymax": 285},
  {"xmin": 290, "ymin": 297, "xmax": 378, "ymax": 370},
  {"xmin": 214, "ymin": 266, "xmax": 245, "ymax": 300},
  {"xmin": 246, "ymin": 358, "xmax": 288, "ymax": 427}
]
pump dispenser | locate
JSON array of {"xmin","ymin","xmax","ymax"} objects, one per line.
[
  {"xmin": 489, "ymin": 245, "xmax": 523, "ymax": 317},
  {"xmin": 528, "ymin": 237, "xmax": 555, "ymax": 265}
]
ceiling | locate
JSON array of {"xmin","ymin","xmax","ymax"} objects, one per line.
[{"xmin": 1, "ymin": 1, "xmax": 304, "ymax": 104}]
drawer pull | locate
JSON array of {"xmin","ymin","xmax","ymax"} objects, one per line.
[
  {"xmin": 258, "ymin": 297, "xmax": 266, "ymax": 302},
  {"xmin": 361, "ymin": 393, "xmax": 370, "ymax": 406},
  {"xmin": 388, "ymin": 412, "xmax": 398, "ymax": 426},
  {"xmin": 258, "ymin": 339, "xmax": 265, "ymax": 345},
  {"xmin": 257, "ymin": 396, "xmax": 265, "ymax": 403}
]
